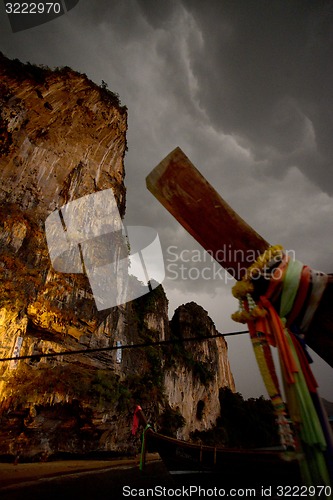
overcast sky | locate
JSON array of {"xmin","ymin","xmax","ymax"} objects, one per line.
[{"xmin": 1, "ymin": 0, "xmax": 332, "ymax": 400}]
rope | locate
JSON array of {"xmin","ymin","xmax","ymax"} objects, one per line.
[{"xmin": 0, "ymin": 330, "xmax": 249, "ymax": 363}]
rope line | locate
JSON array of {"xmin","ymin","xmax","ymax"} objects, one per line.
[{"xmin": 0, "ymin": 330, "xmax": 249, "ymax": 363}]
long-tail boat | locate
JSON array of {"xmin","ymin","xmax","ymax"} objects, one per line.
[{"xmin": 132, "ymin": 406, "xmax": 301, "ymax": 488}]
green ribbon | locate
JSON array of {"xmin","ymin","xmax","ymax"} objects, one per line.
[
  {"xmin": 276, "ymin": 258, "xmax": 331, "ymax": 489},
  {"xmin": 280, "ymin": 258, "xmax": 303, "ymax": 319},
  {"xmin": 139, "ymin": 424, "xmax": 152, "ymax": 471},
  {"xmin": 284, "ymin": 330, "xmax": 330, "ymax": 487}
]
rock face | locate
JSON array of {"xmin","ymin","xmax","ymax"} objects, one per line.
[
  {"xmin": 0, "ymin": 54, "xmax": 126, "ymax": 214},
  {"xmin": 164, "ymin": 303, "xmax": 235, "ymax": 440},
  {"xmin": 0, "ymin": 53, "xmax": 235, "ymax": 460}
]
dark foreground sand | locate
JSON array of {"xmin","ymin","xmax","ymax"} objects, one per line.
[
  {"xmin": 0, "ymin": 453, "xmax": 162, "ymax": 490},
  {"xmin": 0, "ymin": 455, "xmax": 177, "ymax": 500}
]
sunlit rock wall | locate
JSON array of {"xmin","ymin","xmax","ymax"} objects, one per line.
[
  {"xmin": 0, "ymin": 53, "xmax": 134, "ymax": 458},
  {"xmin": 0, "ymin": 53, "xmax": 236, "ymax": 459}
]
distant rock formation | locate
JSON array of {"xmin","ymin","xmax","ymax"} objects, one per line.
[
  {"xmin": 164, "ymin": 302, "xmax": 235, "ymax": 440},
  {"xmin": 0, "ymin": 53, "xmax": 235, "ymax": 460}
]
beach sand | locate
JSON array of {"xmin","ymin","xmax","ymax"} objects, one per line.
[{"xmin": 0, "ymin": 453, "xmax": 162, "ymax": 490}]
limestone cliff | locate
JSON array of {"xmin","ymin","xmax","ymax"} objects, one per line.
[
  {"xmin": 163, "ymin": 303, "xmax": 235, "ymax": 440},
  {"xmin": 0, "ymin": 53, "xmax": 235, "ymax": 460}
]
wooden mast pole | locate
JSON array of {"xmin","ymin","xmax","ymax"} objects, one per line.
[
  {"xmin": 146, "ymin": 147, "xmax": 333, "ymax": 368},
  {"xmin": 146, "ymin": 147, "xmax": 268, "ymax": 280}
]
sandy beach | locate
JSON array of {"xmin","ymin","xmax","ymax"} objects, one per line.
[{"xmin": 0, "ymin": 453, "xmax": 162, "ymax": 490}]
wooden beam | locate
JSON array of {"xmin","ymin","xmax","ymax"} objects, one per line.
[
  {"xmin": 146, "ymin": 147, "xmax": 333, "ymax": 368},
  {"xmin": 306, "ymin": 277, "xmax": 333, "ymax": 368},
  {"xmin": 146, "ymin": 147, "xmax": 268, "ymax": 280}
]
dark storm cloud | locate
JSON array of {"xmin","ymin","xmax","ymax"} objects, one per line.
[
  {"xmin": 73, "ymin": 0, "xmax": 148, "ymax": 41},
  {"xmin": 180, "ymin": 0, "xmax": 333, "ymax": 192},
  {"xmin": 136, "ymin": 0, "xmax": 178, "ymax": 28}
]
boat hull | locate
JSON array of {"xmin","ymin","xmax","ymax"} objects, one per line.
[{"xmin": 144, "ymin": 428, "xmax": 301, "ymax": 487}]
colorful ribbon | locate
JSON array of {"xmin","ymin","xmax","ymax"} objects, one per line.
[{"xmin": 232, "ymin": 248, "xmax": 332, "ymax": 488}]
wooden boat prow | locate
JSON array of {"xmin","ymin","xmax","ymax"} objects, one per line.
[{"xmin": 133, "ymin": 406, "xmax": 302, "ymax": 487}]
